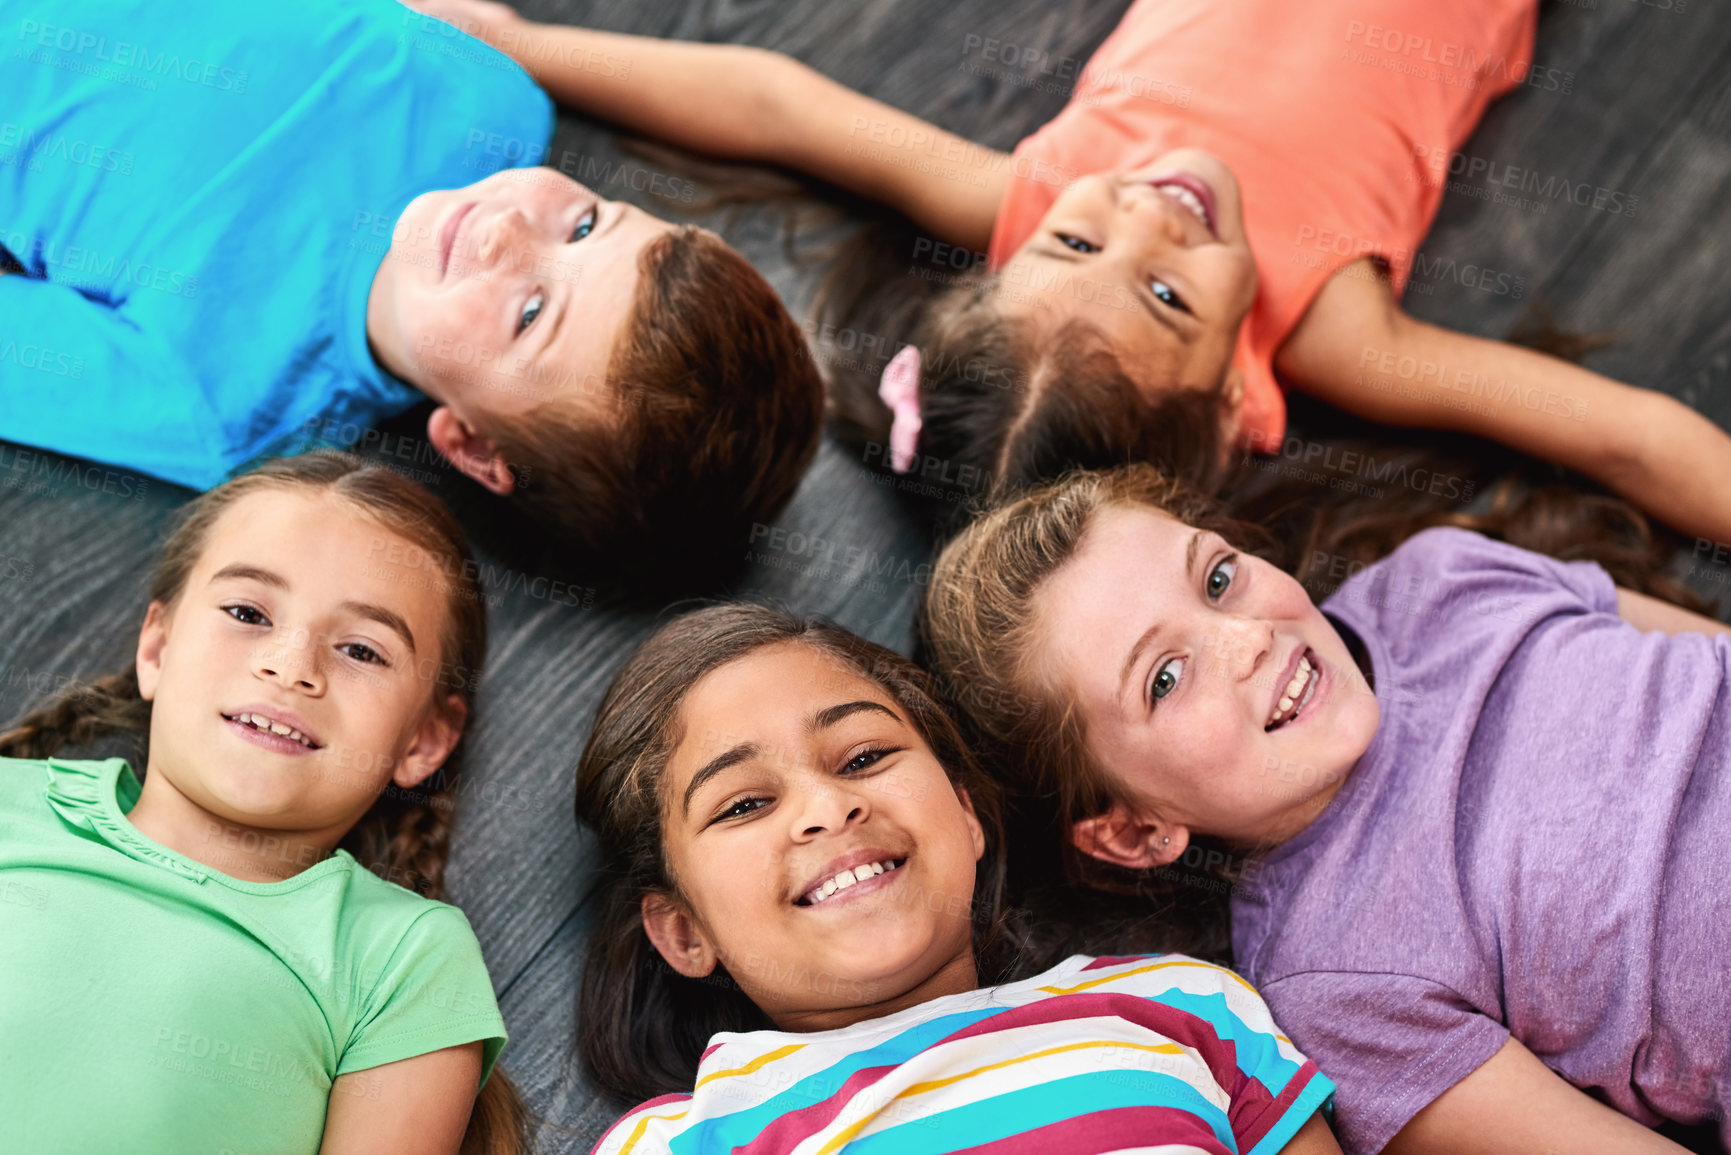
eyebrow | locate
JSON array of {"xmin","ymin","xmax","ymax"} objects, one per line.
[
  {"xmin": 679, "ymin": 699, "xmax": 902, "ymax": 816},
  {"xmin": 1116, "ymin": 529, "xmax": 1206, "ymax": 706},
  {"xmin": 208, "ymin": 565, "xmax": 417, "ymax": 654}
]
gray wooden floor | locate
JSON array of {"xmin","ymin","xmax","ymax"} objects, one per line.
[{"xmin": 3, "ymin": 1, "xmax": 1728, "ymax": 1150}]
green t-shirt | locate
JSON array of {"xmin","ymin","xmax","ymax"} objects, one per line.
[{"xmin": 0, "ymin": 757, "xmax": 508, "ymax": 1155}]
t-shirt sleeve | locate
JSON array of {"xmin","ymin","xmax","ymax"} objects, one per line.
[
  {"xmin": 1259, "ymin": 971, "xmax": 1508, "ymax": 1155},
  {"xmin": 0, "ymin": 275, "xmax": 225, "ymax": 489},
  {"xmin": 588, "ymin": 1094, "xmax": 691, "ymax": 1155},
  {"xmin": 1324, "ymin": 527, "xmax": 1618, "ymax": 664},
  {"xmin": 1082, "ymin": 957, "xmax": 1335, "ymax": 1155},
  {"xmin": 338, "ymin": 905, "xmax": 509, "ymax": 1085}
]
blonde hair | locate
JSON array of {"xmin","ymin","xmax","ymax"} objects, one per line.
[{"xmin": 925, "ymin": 465, "xmax": 1251, "ymax": 827}]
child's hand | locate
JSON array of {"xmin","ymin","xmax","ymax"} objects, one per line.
[{"xmin": 401, "ymin": 0, "xmax": 524, "ymax": 52}]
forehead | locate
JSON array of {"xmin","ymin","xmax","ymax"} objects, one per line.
[
  {"xmin": 996, "ymin": 257, "xmax": 1188, "ymax": 382},
  {"xmin": 668, "ymin": 644, "xmax": 898, "ymax": 772},
  {"xmin": 195, "ymin": 489, "xmax": 450, "ymax": 623},
  {"xmin": 1035, "ymin": 506, "xmax": 1197, "ymax": 668},
  {"xmin": 533, "ymin": 208, "xmax": 679, "ymax": 415}
]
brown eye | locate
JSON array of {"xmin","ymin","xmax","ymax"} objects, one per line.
[{"xmin": 1057, "ymin": 233, "xmax": 1099, "ymax": 254}]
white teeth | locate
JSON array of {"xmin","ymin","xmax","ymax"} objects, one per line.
[
  {"xmin": 1268, "ymin": 656, "xmax": 1315, "ymax": 728},
  {"xmin": 232, "ymin": 713, "xmax": 313, "ymax": 747},
  {"xmin": 804, "ymin": 860, "xmax": 900, "ymax": 905},
  {"xmin": 1154, "ymin": 183, "xmax": 1209, "ymax": 228}
]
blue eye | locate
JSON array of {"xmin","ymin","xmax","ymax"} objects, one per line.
[
  {"xmin": 1207, "ymin": 556, "xmax": 1237, "ymax": 599},
  {"xmin": 570, "ymin": 208, "xmax": 596, "ymax": 242},
  {"xmin": 517, "ymin": 290, "xmax": 544, "ymax": 334},
  {"xmin": 1150, "ymin": 278, "xmax": 1190, "ymax": 314},
  {"xmin": 1150, "ymin": 657, "xmax": 1184, "ymax": 704},
  {"xmin": 1057, "ymin": 233, "xmax": 1099, "ymax": 254}
]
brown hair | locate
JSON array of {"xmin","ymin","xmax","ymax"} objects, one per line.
[
  {"xmin": 820, "ymin": 252, "xmax": 1228, "ymax": 507},
  {"xmin": 492, "ymin": 227, "xmax": 823, "ymax": 589},
  {"xmin": 921, "ymin": 462, "xmax": 1709, "ymax": 957},
  {"xmin": 573, "ymin": 603, "xmax": 1023, "ymax": 1104},
  {"xmin": 0, "ymin": 452, "xmax": 529, "ymax": 1155}
]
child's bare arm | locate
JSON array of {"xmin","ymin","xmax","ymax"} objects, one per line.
[
  {"xmin": 1279, "ymin": 1112, "xmax": 1344, "ymax": 1154},
  {"xmin": 318, "ymin": 1042, "xmax": 481, "ymax": 1155},
  {"xmin": 1279, "ymin": 260, "xmax": 1731, "ymax": 546},
  {"xmin": 406, "ymin": 0, "xmax": 1008, "ymax": 250},
  {"xmin": 1616, "ymin": 587, "xmax": 1730, "ymax": 636},
  {"xmin": 1383, "ymin": 1037, "xmax": 1689, "ymax": 1155}
]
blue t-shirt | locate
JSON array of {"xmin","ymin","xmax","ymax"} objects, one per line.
[
  {"xmin": 1232, "ymin": 529, "xmax": 1731, "ymax": 1153},
  {"xmin": 0, "ymin": 0, "xmax": 553, "ymax": 488}
]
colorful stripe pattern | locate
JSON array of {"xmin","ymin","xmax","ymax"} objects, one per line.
[{"xmin": 591, "ymin": 954, "xmax": 1333, "ymax": 1155}]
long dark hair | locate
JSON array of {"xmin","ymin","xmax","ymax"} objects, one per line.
[
  {"xmin": 574, "ymin": 603, "xmax": 1022, "ymax": 1105},
  {"xmin": 0, "ymin": 452, "xmax": 529, "ymax": 1155}
]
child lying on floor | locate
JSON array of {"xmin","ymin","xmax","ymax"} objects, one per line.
[
  {"xmin": 573, "ymin": 602, "xmax": 1339, "ymax": 1154},
  {"xmin": 416, "ymin": 0, "xmax": 1731, "ymax": 546},
  {"xmin": 1, "ymin": 0, "xmax": 821, "ymax": 577}
]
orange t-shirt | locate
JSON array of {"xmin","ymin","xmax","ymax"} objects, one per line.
[{"xmin": 987, "ymin": 0, "xmax": 1538, "ymax": 450}]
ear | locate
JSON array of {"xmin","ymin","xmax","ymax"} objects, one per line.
[
  {"xmin": 135, "ymin": 601, "xmax": 172, "ymax": 702},
  {"xmin": 427, "ymin": 406, "xmax": 515, "ymax": 495},
  {"xmin": 1070, "ymin": 803, "xmax": 1187, "ymax": 870},
  {"xmin": 641, "ymin": 892, "xmax": 719, "ymax": 979},
  {"xmin": 1218, "ymin": 368, "xmax": 1246, "ymax": 447},
  {"xmin": 391, "ymin": 694, "xmax": 467, "ymax": 790},
  {"xmin": 953, "ymin": 785, "xmax": 987, "ymax": 862}
]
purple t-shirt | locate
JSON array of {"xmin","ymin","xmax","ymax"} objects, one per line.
[{"xmin": 1231, "ymin": 528, "xmax": 1731, "ymax": 1153}]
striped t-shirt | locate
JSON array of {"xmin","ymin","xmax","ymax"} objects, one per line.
[{"xmin": 592, "ymin": 953, "xmax": 1333, "ymax": 1155}]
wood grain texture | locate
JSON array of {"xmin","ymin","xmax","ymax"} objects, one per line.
[{"xmin": 2, "ymin": 0, "xmax": 1727, "ymax": 1150}]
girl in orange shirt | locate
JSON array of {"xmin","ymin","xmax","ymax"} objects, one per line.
[{"xmin": 412, "ymin": 0, "xmax": 1731, "ymax": 551}]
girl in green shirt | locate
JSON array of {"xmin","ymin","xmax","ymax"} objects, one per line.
[{"xmin": 0, "ymin": 454, "xmax": 523, "ymax": 1155}]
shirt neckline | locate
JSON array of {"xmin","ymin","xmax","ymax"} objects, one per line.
[{"xmin": 45, "ymin": 757, "xmax": 359, "ymax": 895}]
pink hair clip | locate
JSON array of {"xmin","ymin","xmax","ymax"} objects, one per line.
[{"xmin": 877, "ymin": 346, "xmax": 923, "ymax": 475}]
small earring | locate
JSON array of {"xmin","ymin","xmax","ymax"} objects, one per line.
[{"xmin": 1161, "ymin": 836, "xmax": 1170, "ymax": 845}]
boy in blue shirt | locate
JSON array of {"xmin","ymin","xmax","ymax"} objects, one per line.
[{"xmin": 0, "ymin": 0, "xmax": 822, "ymax": 579}]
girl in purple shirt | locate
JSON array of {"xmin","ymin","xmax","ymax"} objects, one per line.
[{"xmin": 923, "ymin": 464, "xmax": 1731, "ymax": 1155}]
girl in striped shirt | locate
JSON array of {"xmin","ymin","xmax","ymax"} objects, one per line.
[{"xmin": 573, "ymin": 603, "xmax": 1336, "ymax": 1154}]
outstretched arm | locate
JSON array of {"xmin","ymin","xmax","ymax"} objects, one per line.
[
  {"xmin": 1383, "ymin": 1037, "xmax": 1688, "ymax": 1155},
  {"xmin": 405, "ymin": 0, "xmax": 1009, "ymax": 250},
  {"xmin": 1278, "ymin": 259, "xmax": 1731, "ymax": 547}
]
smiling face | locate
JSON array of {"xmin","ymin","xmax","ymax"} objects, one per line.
[
  {"xmin": 1031, "ymin": 505, "xmax": 1379, "ymax": 862},
  {"xmin": 998, "ymin": 148, "xmax": 1258, "ymax": 432},
  {"xmin": 366, "ymin": 166, "xmax": 677, "ymax": 428},
  {"xmin": 134, "ymin": 488, "xmax": 463, "ymax": 843},
  {"xmin": 647, "ymin": 642, "xmax": 986, "ymax": 1032}
]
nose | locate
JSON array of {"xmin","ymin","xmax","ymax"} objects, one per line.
[
  {"xmin": 791, "ymin": 776, "xmax": 871, "ymax": 840},
  {"xmin": 476, "ymin": 206, "xmax": 533, "ymax": 266},
  {"xmin": 253, "ymin": 627, "xmax": 325, "ymax": 694},
  {"xmin": 1117, "ymin": 181, "xmax": 1191, "ymax": 245},
  {"xmin": 1210, "ymin": 615, "xmax": 1273, "ymax": 683}
]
